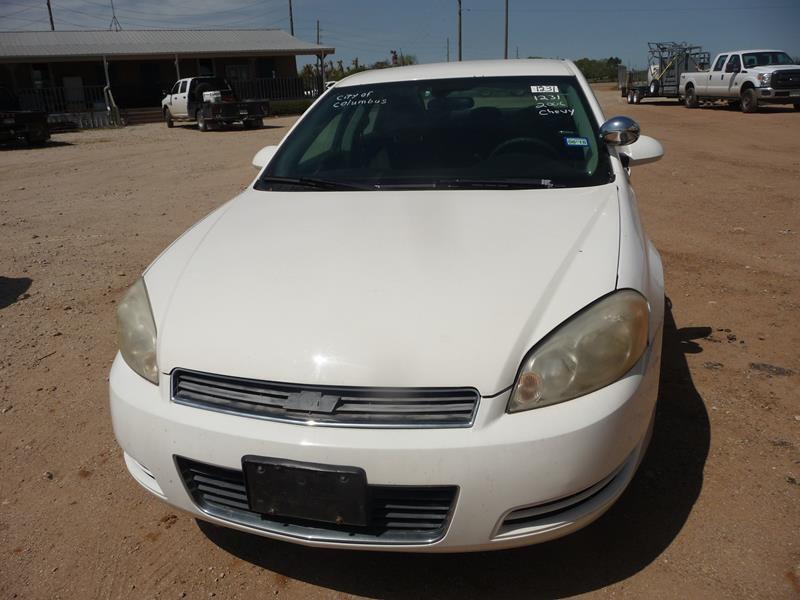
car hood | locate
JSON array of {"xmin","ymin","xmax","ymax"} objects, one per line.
[
  {"xmin": 148, "ymin": 184, "xmax": 620, "ymax": 395},
  {"xmin": 751, "ymin": 64, "xmax": 800, "ymax": 72}
]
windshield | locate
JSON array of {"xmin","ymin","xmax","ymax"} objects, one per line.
[
  {"xmin": 742, "ymin": 52, "xmax": 794, "ymax": 68},
  {"xmin": 257, "ymin": 76, "xmax": 612, "ymax": 191}
]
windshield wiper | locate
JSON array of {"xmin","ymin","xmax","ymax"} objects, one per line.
[
  {"xmin": 434, "ymin": 178, "xmax": 559, "ymax": 189},
  {"xmin": 258, "ymin": 176, "xmax": 371, "ymax": 191}
]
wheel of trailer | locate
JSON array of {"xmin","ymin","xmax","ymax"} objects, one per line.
[
  {"xmin": 741, "ymin": 88, "xmax": 758, "ymax": 113},
  {"xmin": 197, "ymin": 112, "xmax": 208, "ymax": 131},
  {"xmin": 685, "ymin": 86, "xmax": 698, "ymax": 108},
  {"xmin": 164, "ymin": 109, "xmax": 174, "ymax": 128},
  {"xmin": 649, "ymin": 79, "xmax": 660, "ymax": 95},
  {"xmin": 627, "ymin": 90, "xmax": 634, "ymax": 104}
]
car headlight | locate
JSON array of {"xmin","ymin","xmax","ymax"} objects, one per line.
[
  {"xmin": 117, "ymin": 278, "xmax": 159, "ymax": 384},
  {"xmin": 507, "ymin": 290, "xmax": 649, "ymax": 413},
  {"xmin": 757, "ymin": 72, "xmax": 772, "ymax": 87}
]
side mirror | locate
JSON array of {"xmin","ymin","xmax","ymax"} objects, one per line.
[
  {"xmin": 599, "ymin": 116, "xmax": 640, "ymax": 145},
  {"xmin": 618, "ymin": 134, "xmax": 664, "ymax": 166},
  {"xmin": 252, "ymin": 145, "xmax": 278, "ymax": 170}
]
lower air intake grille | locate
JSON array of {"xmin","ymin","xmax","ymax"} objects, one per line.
[
  {"xmin": 171, "ymin": 369, "xmax": 479, "ymax": 428},
  {"xmin": 176, "ymin": 456, "xmax": 458, "ymax": 545}
]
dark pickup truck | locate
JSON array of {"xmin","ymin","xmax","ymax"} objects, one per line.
[
  {"xmin": 161, "ymin": 76, "xmax": 269, "ymax": 131},
  {"xmin": 0, "ymin": 87, "xmax": 50, "ymax": 145}
]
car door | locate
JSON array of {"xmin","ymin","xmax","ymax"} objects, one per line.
[
  {"xmin": 165, "ymin": 81, "xmax": 179, "ymax": 109},
  {"xmin": 172, "ymin": 80, "xmax": 189, "ymax": 117},
  {"xmin": 705, "ymin": 54, "xmax": 728, "ymax": 96},
  {"xmin": 723, "ymin": 54, "xmax": 743, "ymax": 97}
]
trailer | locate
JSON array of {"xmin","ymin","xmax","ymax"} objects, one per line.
[{"xmin": 619, "ymin": 42, "xmax": 710, "ymax": 104}]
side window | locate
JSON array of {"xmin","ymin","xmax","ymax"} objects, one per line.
[
  {"xmin": 725, "ymin": 55, "xmax": 741, "ymax": 73},
  {"xmin": 713, "ymin": 55, "xmax": 728, "ymax": 71},
  {"xmin": 171, "ymin": 82, "xmax": 180, "ymax": 95},
  {"xmin": 179, "ymin": 80, "xmax": 187, "ymax": 93}
]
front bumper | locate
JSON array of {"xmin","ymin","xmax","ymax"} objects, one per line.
[
  {"xmin": 758, "ymin": 87, "xmax": 800, "ymax": 103},
  {"xmin": 110, "ymin": 329, "xmax": 661, "ymax": 552}
]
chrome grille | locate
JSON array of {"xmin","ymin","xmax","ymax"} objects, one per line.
[
  {"xmin": 171, "ymin": 369, "xmax": 479, "ymax": 428},
  {"xmin": 176, "ymin": 456, "xmax": 457, "ymax": 544}
]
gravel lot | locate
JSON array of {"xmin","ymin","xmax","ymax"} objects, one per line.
[{"xmin": 1, "ymin": 89, "xmax": 799, "ymax": 599}]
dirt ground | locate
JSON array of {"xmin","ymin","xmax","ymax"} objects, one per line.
[{"xmin": 1, "ymin": 88, "xmax": 798, "ymax": 600}]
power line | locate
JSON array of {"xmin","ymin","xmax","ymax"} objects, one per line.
[{"xmin": 466, "ymin": 4, "xmax": 798, "ymax": 12}]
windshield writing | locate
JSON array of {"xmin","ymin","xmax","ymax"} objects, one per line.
[{"xmin": 258, "ymin": 76, "xmax": 611, "ymax": 191}]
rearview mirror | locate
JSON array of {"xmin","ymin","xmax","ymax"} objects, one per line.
[
  {"xmin": 599, "ymin": 116, "xmax": 640, "ymax": 146},
  {"xmin": 252, "ymin": 145, "xmax": 278, "ymax": 170},
  {"xmin": 618, "ymin": 134, "xmax": 664, "ymax": 166}
]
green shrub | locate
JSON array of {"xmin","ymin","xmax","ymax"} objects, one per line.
[{"xmin": 269, "ymin": 99, "xmax": 314, "ymax": 116}]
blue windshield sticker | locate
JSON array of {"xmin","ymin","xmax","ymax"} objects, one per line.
[{"xmin": 564, "ymin": 136, "xmax": 589, "ymax": 147}]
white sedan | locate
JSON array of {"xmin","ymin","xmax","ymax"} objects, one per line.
[{"xmin": 110, "ymin": 59, "xmax": 665, "ymax": 552}]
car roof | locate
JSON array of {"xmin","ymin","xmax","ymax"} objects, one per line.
[
  {"xmin": 720, "ymin": 49, "xmax": 786, "ymax": 55},
  {"xmin": 334, "ymin": 59, "xmax": 576, "ymax": 88}
]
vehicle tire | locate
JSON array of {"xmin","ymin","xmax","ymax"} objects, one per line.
[
  {"xmin": 649, "ymin": 79, "xmax": 660, "ymax": 95},
  {"xmin": 627, "ymin": 90, "xmax": 634, "ymax": 104},
  {"xmin": 685, "ymin": 86, "xmax": 699, "ymax": 108},
  {"xmin": 632, "ymin": 90, "xmax": 641, "ymax": 104},
  {"xmin": 197, "ymin": 112, "xmax": 208, "ymax": 131},
  {"xmin": 164, "ymin": 109, "xmax": 174, "ymax": 128},
  {"xmin": 741, "ymin": 88, "xmax": 758, "ymax": 113}
]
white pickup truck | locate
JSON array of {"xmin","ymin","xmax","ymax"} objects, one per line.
[
  {"xmin": 161, "ymin": 76, "xmax": 269, "ymax": 131},
  {"xmin": 680, "ymin": 49, "xmax": 800, "ymax": 113}
]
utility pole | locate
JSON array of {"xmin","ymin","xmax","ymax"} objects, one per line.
[
  {"xmin": 446, "ymin": 37, "xmax": 450, "ymax": 62},
  {"xmin": 457, "ymin": 0, "xmax": 462, "ymax": 61},
  {"xmin": 288, "ymin": 0, "xmax": 294, "ymax": 36},
  {"xmin": 46, "ymin": 0, "xmax": 55, "ymax": 30},
  {"xmin": 504, "ymin": 0, "xmax": 509, "ymax": 59}
]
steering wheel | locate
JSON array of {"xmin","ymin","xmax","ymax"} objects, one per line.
[{"xmin": 489, "ymin": 137, "xmax": 559, "ymax": 160}]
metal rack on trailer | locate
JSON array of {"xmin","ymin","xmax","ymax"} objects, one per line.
[{"xmin": 619, "ymin": 42, "xmax": 710, "ymax": 104}]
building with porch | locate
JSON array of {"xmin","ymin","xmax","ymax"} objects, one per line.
[{"xmin": 0, "ymin": 29, "xmax": 333, "ymax": 125}]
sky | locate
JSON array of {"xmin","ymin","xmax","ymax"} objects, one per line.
[{"xmin": 1, "ymin": 0, "xmax": 799, "ymax": 69}]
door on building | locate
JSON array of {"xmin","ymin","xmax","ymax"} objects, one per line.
[
  {"xmin": 62, "ymin": 76, "xmax": 86, "ymax": 112},
  {"xmin": 139, "ymin": 61, "xmax": 164, "ymax": 107}
]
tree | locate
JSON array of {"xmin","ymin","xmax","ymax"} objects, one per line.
[
  {"xmin": 302, "ymin": 52, "xmax": 420, "ymax": 81},
  {"xmin": 573, "ymin": 57, "xmax": 622, "ymax": 81}
]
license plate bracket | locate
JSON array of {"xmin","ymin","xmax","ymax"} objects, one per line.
[{"xmin": 242, "ymin": 456, "xmax": 369, "ymax": 526}]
